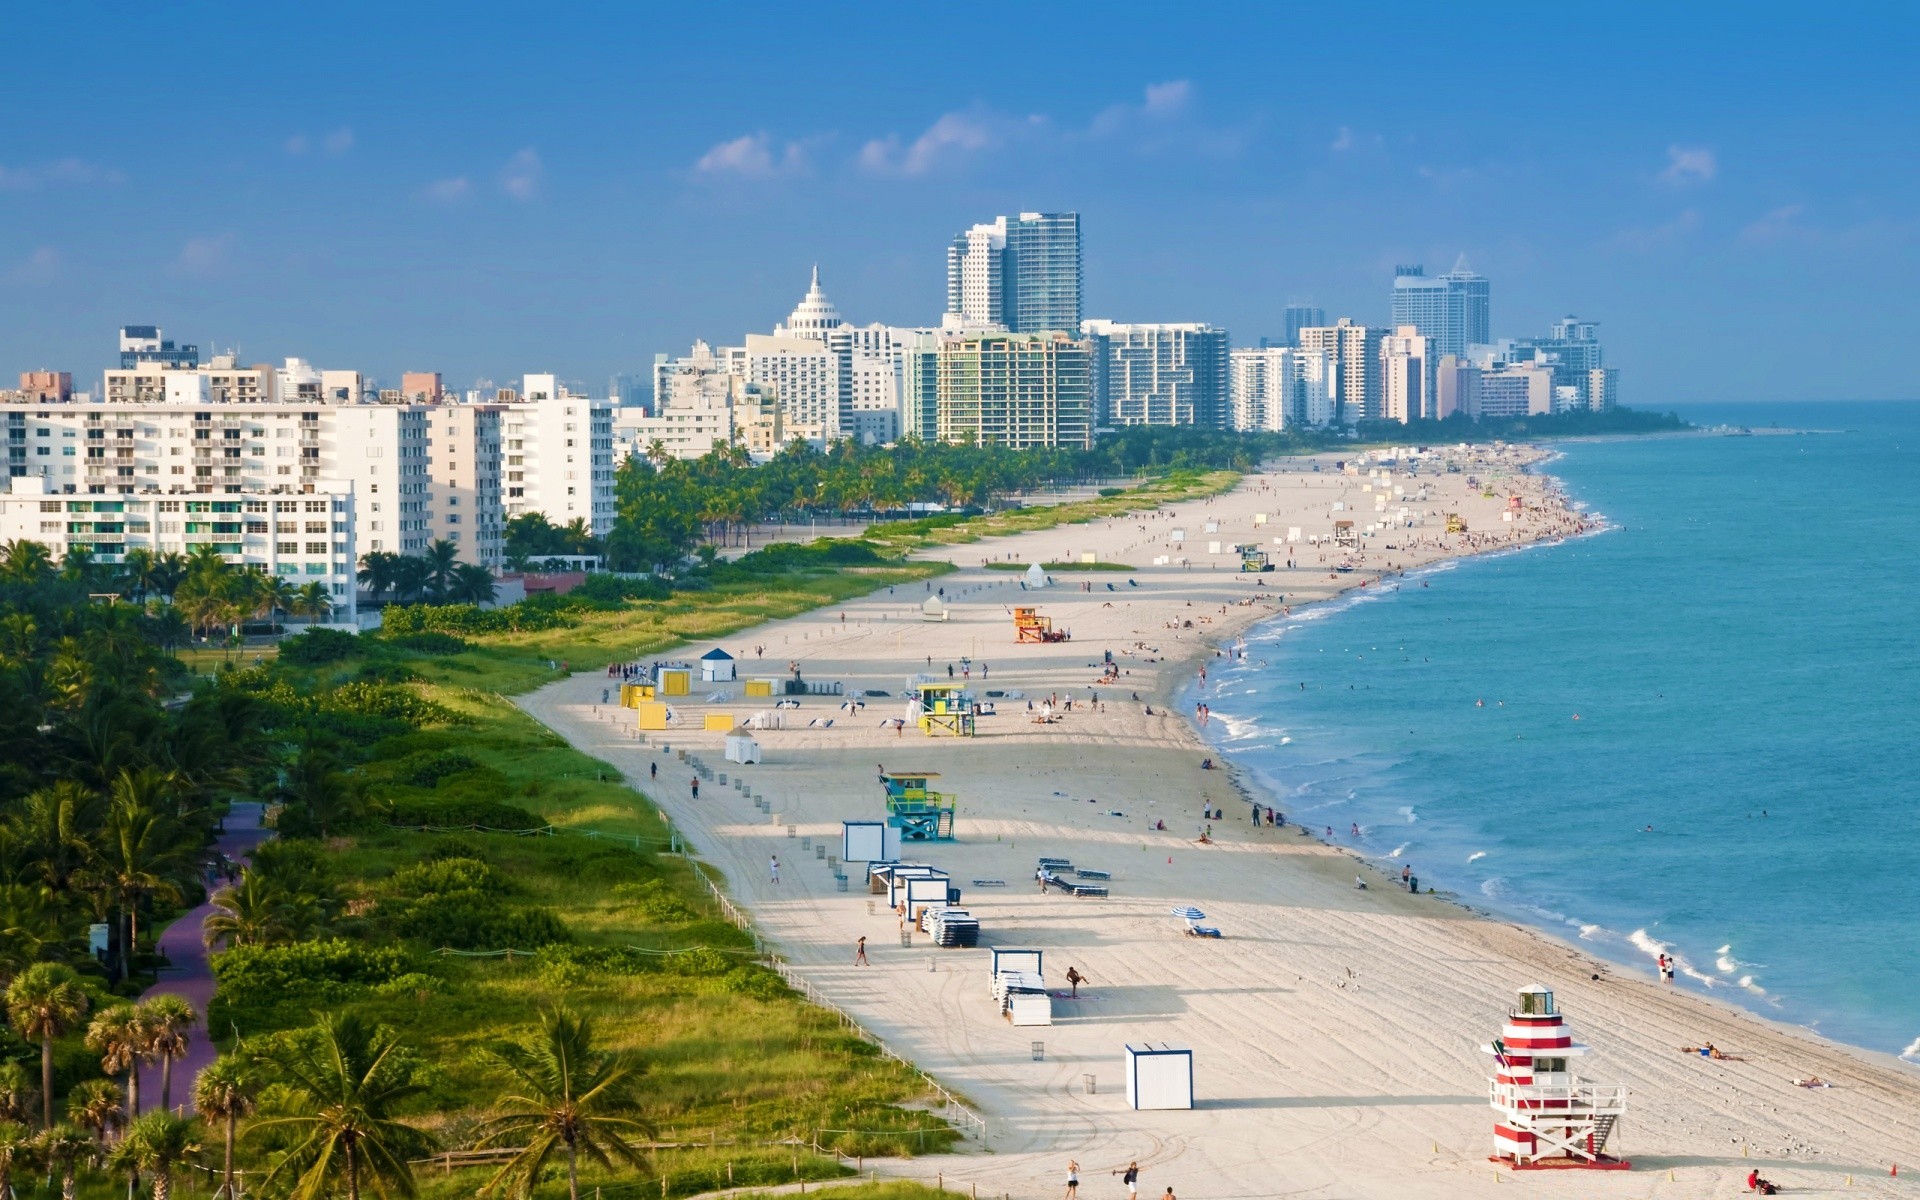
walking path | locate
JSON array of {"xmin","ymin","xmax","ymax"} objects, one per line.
[{"xmin": 136, "ymin": 801, "xmax": 269, "ymax": 1114}]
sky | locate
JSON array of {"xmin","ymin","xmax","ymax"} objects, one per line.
[{"xmin": 3, "ymin": 3, "xmax": 1916, "ymax": 404}]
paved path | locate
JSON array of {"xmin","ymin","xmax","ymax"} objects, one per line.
[{"xmin": 137, "ymin": 802, "xmax": 269, "ymax": 1114}]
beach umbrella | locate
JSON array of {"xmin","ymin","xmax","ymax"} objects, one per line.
[{"xmin": 1169, "ymin": 906, "xmax": 1206, "ymax": 921}]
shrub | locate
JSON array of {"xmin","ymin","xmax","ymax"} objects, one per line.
[
  {"xmin": 663, "ymin": 947, "xmax": 731, "ymax": 977},
  {"xmin": 569, "ymin": 573, "xmax": 671, "ymax": 605},
  {"xmin": 390, "ymin": 856, "xmax": 500, "ymax": 898},
  {"xmin": 212, "ymin": 939, "xmax": 417, "ymax": 1010},
  {"xmin": 723, "ymin": 966, "xmax": 790, "ymax": 1000},
  {"xmin": 391, "ymin": 891, "xmax": 570, "ymax": 950},
  {"xmin": 389, "ymin": 750, "xmax": 482, "ymax": 788},
  {"xmin": 276, "ymin": 627, "xmax": 362, "ymax": 666},
  {"xmin": 610, "ymin": 879, "xmax": 696, "ymax": 923},
  {"xmin": 381, "ymin": 795, "xmax": 543, "ymax": 830},
  {"xmin": 383, "ymin": 631, "xmax": 470, "ymax": 655},
  {"xmin": 320, "ymin": 682, "xmax": 455, "ymax": 727}
]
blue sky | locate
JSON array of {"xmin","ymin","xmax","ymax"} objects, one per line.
[{"xmin": 3, "ymin": 3, "xmax": 1914, "ymax": 403}]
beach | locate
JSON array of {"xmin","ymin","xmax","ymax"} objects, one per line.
[{"xmin": 519, "ymin": 448, "xmax": 1920, "ymax": 1199}]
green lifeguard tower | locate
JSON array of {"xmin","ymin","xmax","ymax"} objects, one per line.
[
  {"xmin": 881, "ymin": 770, "xmax": 956, "ymax": 841},
  {"xmin": 914, "ymin": 679, "xmax": 976, "ymax": 737}
]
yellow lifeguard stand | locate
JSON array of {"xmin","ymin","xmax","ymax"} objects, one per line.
[
  {"xmin": 1446, "ymin": 513, "xmax": 1468, "ymax": 534},
  {"xmin": 914, "ymin": 680, "xmax": 976, "ymax": 737},
  {"xmin": 1013, "ymin": 606, "xmax": 1068, "ymax": 643}
]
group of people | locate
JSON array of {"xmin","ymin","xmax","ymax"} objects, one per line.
[{"xmin": 1063, "ymin": 1161, "xmax": 1166, "ymax": 1200}]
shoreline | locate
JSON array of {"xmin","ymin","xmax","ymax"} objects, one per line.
[
  {"xmin": 1174, "ymin": 464, "xmax": 1916, "ymax": 1069},
  {"xmin": 518, "ymin": 449, "xmax": 1920, "ymax": 1198}
]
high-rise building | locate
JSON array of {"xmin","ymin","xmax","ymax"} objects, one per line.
[
  {"xmin": 1379, "ymin": 326, "xmax": 1431, "ymax": 423},
  {"xmin": 1297, "ymin": 319, "xmax": 1383, "ymax": 423},
  {"xmin": 622, "ymin": 343, "xmax": 785, "ymax": 461},
  {"xmin": 1511, "ymin": 315, "xmax": 1609, "ymax": 408},
  {"xmin": 944, "ymin": 212, "xmax": 1081, "ymax": 333},
  {"xmin": 1390, "ymin": 263, "xmax": 1490, "ymax": 360},
  {"xmin": 1081, "ymin": 320, "xmax": 1229, "ymax": 428},
  {"xmin": 400, "ymin": 372, "xmax": 443, "ymax": 402},
  {"xmin": 1278, "ymin": 305, "xmax": 1325, "ymax": 348},
  {"xmin": 501, "ymin": 374, "xmax": 615, "ymax": 535},
  {"xmin": 18, "ymin": 371, "xmax": 72, "ymax": 402},
  {"xmin": 118, "ymin": 326, "xmax": 199, "ymax": 370},
  {"xmin": 425, "ymin": 402, "xmax": 505, "ymax": 567},
  {"xmin": 1230, "ymin": 347, "xmax": 1298, "ymax": 432},
  {"xmin": 907, "ymin": 332, "xmax": 1091, "ymax": 449},
  {"xmin": 1477, "ymin": 363, "xmax": 1555, "ymax": 418},
  {"xmin": 1586, "ymin": 367, "xmax": 1619, "ymax": 412},
  {"xmin": 1433, "ymin": 355, "xmax": 1480, "ymax": 420}
]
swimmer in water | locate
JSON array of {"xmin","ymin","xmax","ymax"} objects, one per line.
[{"xmin": 1476, "ymin": 699, "xmax": 1485, "ymax": 707}]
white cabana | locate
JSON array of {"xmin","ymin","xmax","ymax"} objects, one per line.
[
  {"xmin": 723, "ymin": 732, "xmax": 760, "ymax": 764},
  {"xmin": 700, "ymin": 648, "xmax": 736, "ymax": 682},
  {"xmin": 1024, "ymin": 562, "xmax": 1046, "ymax": 588},
  {"xmin": 922, "ymin": 595, "xmax": 949, "ymax": 621}
]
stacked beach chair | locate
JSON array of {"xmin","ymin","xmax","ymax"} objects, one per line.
[{"xmin": 1036, "ymin": 857, "xmax": 1110, "ymax": 897}]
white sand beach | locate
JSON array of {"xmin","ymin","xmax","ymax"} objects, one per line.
[{"xmin": 520, "ymin": 450, "xmax": 1920, "ymax": 1199}]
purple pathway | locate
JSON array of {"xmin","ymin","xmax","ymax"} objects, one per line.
[{"xmin": 136, "ymin": 802, "xmax": 269, "ymax": 1115}]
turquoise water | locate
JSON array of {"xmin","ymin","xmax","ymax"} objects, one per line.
[{"xmin": 1200, "ymin": 401, "xmax": 1920, "ymax": 1061}]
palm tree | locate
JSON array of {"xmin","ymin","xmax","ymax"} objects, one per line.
[
  {"xmin": 247, "ymin": 573, "xmax": 298, "ymax": 632},
  {"xmin": 85, "ymin": 1006, "xmax": 145, "ymax": 1121},
  {"xmin": 66, "ymin": 1079, "xmax": 125, "ymax": 1147},
  {"xmin": 150, "ymin": 553, "xmax": 189, "ymax": 602},
  {"xmin": 475, "ymin": 1006, "xmax": 652, "ymax": 1200},
  {"xmin": 145, "ymin": 995, "xmax": 196, "ymax": 1113},
  {"xmin": 203, "ymin": 872, "xmax": 290, "ymax": 948},
  {"xmin": 112, "ymin": 1110, "xmax": 202, "ymax": 1200},
  {"xmin": 7, "ymin": 781, "xmax": 100, "ymax": 894},
  {"xmin": 192, "ymin": 1058, "xmax": 254, "ymax": 1200},
  {"xmin": 38, "ymin": 1123, "xmax": 94, "ymax": 1200},
  {"xmin": 60, "ymin": 545, "xmax": 98, "ymax": 586},
  {"xmin": 278, "ymin": 743, "xmax": 360, "ymax": 838},
  {"xmin": 249, "ymin": 1012, "xmax": 434, "ymax": 1200},
  {"xmin": 6, "ymin": 962, "xmax": 90, "ymax": 1127},
  {"xmin": 121, "ymin": 547, "xmax": 158, "ymax": 601},
  {"xmin": 421, "ymin": 540, "xmax": 460, "ymax": 602},
  {"xmin": 82, "ymin": 801, "xmax": 187, "ymax": 978},
  {"xmin": 0, "ymin": 539, "xmax": 55, "ymax": 585},
  {"xmin": 389, "ymin": 556, "xmax": 430, "ymax": 605},
  {"xmin": 355, "ymin": 552, "xmax": 399, "ymax": 604},
  {"xmin": 450, "ymin": 563, "xmax": 497, "ymax": 605},
  {"xmin": 0, "ymin": 1120, "xmax": 35, "ymax": 1200},
  {"xmin": 0, "ymin": 1063, "xmax": 35, "ymax": 1125},
  {"xmin": 291, "ymin": 583, "xmax": 334, "ymax": 627}
]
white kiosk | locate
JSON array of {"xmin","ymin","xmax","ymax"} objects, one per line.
[{"xmin": 1125, "ymin": 1043, "xmax": 1194, "ymax": 1110}]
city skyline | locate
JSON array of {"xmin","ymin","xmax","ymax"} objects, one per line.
[{"xmin": 4, "ymin": 5, "xmax": 1916, "ymax": 402}]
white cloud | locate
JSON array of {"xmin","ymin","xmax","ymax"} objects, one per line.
[
  {"xmin": 176, "ymin": 233, "xmax": 236, "ymax": 276},
  {"xmin": 693, "ymin": 132, "xmax": 811, "ymax": 179},
  {"xmin": 0, "ymin": 158, "xmax": 125, "ymax": 190},
  {"xmin": 9, "ymin": 246, "xmax": 61, "ymax": 285},
  {"xmin": 1739, "ymin": 204, "xmax": 1806, "ymax": 245},
  {"xmin": 323, "ymin": 127, "xmax": 355, "ymax": 155},
  {"xmin": 284, "ymin": 134, "xmax": 311, "ymax": 156},
  {"xmin": 500, "ymin": 148, "xmax": 542, "ymax": 200},
  {"xmin": 1660, "ymin": 145, "xmax": 1716, "ymax": 186},
  {"xmin": 1331, "ymin": 126, "xmax": 1354, "ymax": 152},
  {"xmin": 422, "ymin": 176, "xmax": 471, "ymax": 203},
  {"xmin": 860, "ymin": 110, "xmax": 1014, "ymax": 177},
  {"xmin": 1142, "ymin": 80, "xmax": 1193, "ymax": 115}
]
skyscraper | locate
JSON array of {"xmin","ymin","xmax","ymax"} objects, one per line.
[
  {"xmin": 1081, "ymin": 320, "xmax": 1229, "ymax": 428},
  {"xmin": 914, "ymin": 331, "xmax": 1092, "ymax": 449},
  {"xmin": 1278, "ymin": 304, "xmax": 1326, "ymax": 348},
  {"xmin": 1380, "ymin": 326, "xmax": 1431, "ymax": 423},
  {"xmin": 1389, "ymin": 261, "xmax": 1490, "ymax": 359},
  {"xmin": 944, "ymin": 212, "xmax": 1081, "ymax": 333},
  {"xmin": 1297, "ymin": 319, "xmax": 1383, "ymax": 423}
]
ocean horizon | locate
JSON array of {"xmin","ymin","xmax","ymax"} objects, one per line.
[{"xmin": 1199, "ymin": 399, "xmax": 1920, "ymax": 1063}]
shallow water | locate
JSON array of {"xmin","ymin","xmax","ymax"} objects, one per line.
[{"xmin": 1200, "ymin": 400, "xmax": 1920, "ymax": 1061}]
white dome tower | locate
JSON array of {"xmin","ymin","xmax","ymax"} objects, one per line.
[{"xmin": 778, "ymin": 265, "xmax": 845, "ymax": 341}]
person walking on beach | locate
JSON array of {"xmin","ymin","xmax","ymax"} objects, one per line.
[
  {"xmin": 1115, "ymin": 1163, "xmax": 1139, "ymax": 1199},
  {"xmin": 1065, "ymin": 1161, "xmax": 1080, "ymax": 1200},
  {"xmin": 855, "ymin": 936, "xmax": 868, "ymax": 965},
  {"xmin": 649, "ymin": 761, "xmax": 657, "ymax": 781},
  {"xmin": 690, "ymin": 777, "xmax": 699, "ymax": 800},
  {"xmin": 769, "ymin": 855, "xmax": 781, "ymax": 885},
  {"xmin": 1402, "ymin": 864, "xmax": 1411, "ymax": 888}
]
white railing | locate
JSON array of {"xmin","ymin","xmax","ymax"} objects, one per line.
[{"xmin": 1489, "ymin": 1079, "xmax": 1628, "ymax": 1116}]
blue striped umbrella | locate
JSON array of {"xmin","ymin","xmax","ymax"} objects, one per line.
[{"xmin": 1170, "ymin": 906, "xmax": 1206, "ymax": 921}]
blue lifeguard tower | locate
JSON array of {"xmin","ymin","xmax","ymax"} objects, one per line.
[{"xmin": 881, "ymin": 770, "xmax": 956, "ymax": 841}]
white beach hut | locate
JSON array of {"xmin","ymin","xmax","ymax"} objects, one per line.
[
  {"xmin": 1024, "ymin": 562, "xmax": 1046, "ymax": 588},
  {"xmin": 922, "ymin": 595, "xmax": 949, "ymax": 621},
  {"xmin": 700, "ymin": 648, "xmax": 736, "ymax": 683},
  {"xmin": 1125, "ymin": 1043, "xmax": 1194, "ymax": 1110},
  {"xmin": 723, "ymin": 731, "xmax": 760, "ymax": 764}
]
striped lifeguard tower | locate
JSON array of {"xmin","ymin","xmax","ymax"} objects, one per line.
[{"xmin": 1484, "ymin": 984, "xmax": 1629, "ymax": 1170}]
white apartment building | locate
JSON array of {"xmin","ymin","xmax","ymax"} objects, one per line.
[
  {"xmin": 502, "ymin": 375, "xmax": 615, "ymax": 535},
  {"xmin": 1082, "ymin": 320, "xmax": 1230, "ymax": 428},
  {"xmin": 426, "ymin": 403, "xmax": 505, "ymax": 567},
  {"xmin": 1380, "ymin": 326, "xmax": 1431, "ymax": 424},
  {"xmin": 623, "ymin": 343, "xmax": 784, "ymax": 461},
  {"xmin": 1476, "ymin": 362, "xmax": 1555, "ymax": 418},
  {"xmin": 0, "ymin": 473, "xmax": 358, "ymax": 619},
  {"xmin": 1229, "ymin": 346, "xmax": 1337, "ymax": 431},
  {"xmin": 1298, "ymin": 320, "xmax": 1384, "ymax": 424}
]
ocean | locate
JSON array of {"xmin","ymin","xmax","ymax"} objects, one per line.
[{"xmin": 1199, "ymin": 400, "xmax": 1920, "ymax": 1063}]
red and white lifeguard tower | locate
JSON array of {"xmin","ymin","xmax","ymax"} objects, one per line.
[{"xmin": 1483, "ymin": 984, "xmax": 1629, "ymax": 1170}]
